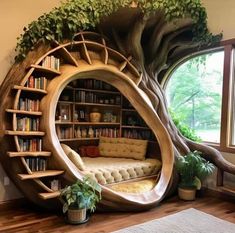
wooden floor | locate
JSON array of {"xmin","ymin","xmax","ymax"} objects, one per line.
[{"xmin": 0, "ymin": 192, "xmax": 234, "ymax": 233}]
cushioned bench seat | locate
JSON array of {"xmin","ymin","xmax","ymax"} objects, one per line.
[{"xmin": 82, "ymin": 157, "xmax": 162, "ymax": 185}]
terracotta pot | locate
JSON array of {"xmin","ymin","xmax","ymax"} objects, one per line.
[
  {"xmin": 67, "ymin": 208, "xmax": 87, "ymax": 224},
  {"xmin": 178, "ymin": 187, "xmax": 196, "ymax": 201}
]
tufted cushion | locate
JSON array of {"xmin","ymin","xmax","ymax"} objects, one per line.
[
  {"xmin": 61, "ymin": 143, "xmax": 86, "ymax": 171},
  {"xmin": 99, "ymin": 136, "xmax": 148, "ymax": 160},
  {"xmin": 83, "ymin": 157, "xmax": 162, "ymax": 185}
]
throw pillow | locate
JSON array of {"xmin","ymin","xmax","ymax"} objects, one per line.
[
  {"xmin": 61, "ymin": 143, "xmax": 86, "ymax": 171},
  {"xmin": 99, "ymin": 136, "xmax": 148, "ymax": 160},
  {"xmin": 79, "ymin": 146, "xmax": 100, "ymax": 157}
]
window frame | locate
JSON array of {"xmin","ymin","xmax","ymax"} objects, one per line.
[{"xmin": 162, "ymin": 40, "xmax": 235, "ymax": 153}]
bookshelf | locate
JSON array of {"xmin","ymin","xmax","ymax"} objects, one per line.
[
  {"xmin": 5, "ymin": 54, "xmax": 65, "ymax": 201},
  {"xmin": 55, "ymin": 79, "xmax": 156, "ymax": 148},
  {"xmin": 0, "ymin": 31, "xmax": 175, "ymax": 210}
]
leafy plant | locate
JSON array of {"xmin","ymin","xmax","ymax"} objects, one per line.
[
  {"xmin": 176, "ymin": 150, "xmax": 215, "ymax": 189},
  {"xmin": 169, "ymin": 109, "xmax": 202, "ymax": 142},
  {"xmin": 60, "ymin": 175, "xmax": 101, "ymax": 213},
  {"xmin": 15, "ymin": 0, "xmax": 221, "ymax": 60}
]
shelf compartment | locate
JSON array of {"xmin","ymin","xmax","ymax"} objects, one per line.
[
  {"xmin": 30, "ymin": 64, "xmax": 61, "ymax": 75},
  {"xmin": 75, "ymin": 102, "xmax": 121, "ymax": 108},
  {"xmin": 55, "ymin": 121, "xmax": 74, "ymax": 125},
  {"xmin": 13, "ymin": 85, "xmax": 47, "ymax": 94},
  {"xmin": 5, "ymin": 130, "xmax": 45, "ymax": 136},
  {"xmin": 7, "ymin": 151, "xmax": 51, "ymax": 157},
  {"xmin": 122, "ymin": 108, "xmax": 136, "ymax": 112},
  {"xmin": 6, "ymin": 109, "xmax": 42, "ymax": 116},
  {"xmin": 17, "ymin": 170, "xmax": 64, "ymax": 180},
  {"xmin": 59, "ymin": 137, "xmax": 99, "ymax": 142},
  {"xmin": 73, "ymin": 122, "xmax": 120, "ymax": 126},
  {"xmin": 38, "ymin": 191, "xmax": 60, "ymax": 200},
  {"xmin": 75, "ymin": 88, "xmax": 120, "ymax": 95},
  {"xmin": 121, "ymin": 125, "xmax": 150, "ymax": 130}
]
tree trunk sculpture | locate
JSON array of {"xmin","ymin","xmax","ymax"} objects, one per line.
[{"xmin": 98, "ymin": 7, "xmax": 235, "ymax": 189}]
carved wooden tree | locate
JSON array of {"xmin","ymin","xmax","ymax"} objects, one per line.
[
  {"xmin": 97, "ymin": 6, "xmax": 235, "ymax": 188},
  {"xmin": 1, "ymin": 1, "xmax": 235, "ymax": 211}
]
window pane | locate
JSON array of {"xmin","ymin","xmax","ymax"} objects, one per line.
[{"xmin": 165, "ymin": 51, "xmax": 224, "ymax": 143}]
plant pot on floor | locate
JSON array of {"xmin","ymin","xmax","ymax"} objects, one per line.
[
  {"xmin": 67, "ymin": 208, "xmax": 87, "ymax": 224},
  {"xmin": 178, "ymin": 187, "xmax": 196, "ymax": 201}
]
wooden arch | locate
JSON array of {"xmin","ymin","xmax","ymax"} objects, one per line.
[{"xmin": 0, "ymin": 32, "xmax": 174, "ymax": 211}]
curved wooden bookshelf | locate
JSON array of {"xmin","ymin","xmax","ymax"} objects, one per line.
[
  {"xmin": 7, "ymin": 151, "xmax": 51, "ymax": 157},
  {"xmin": 0, "ymin": 31, "xmax": 174, "ymax": 211},
  {"xmin": 6, "ymin": 109, "xmax": 42, "ymax": 116},
  {"xmin": 13, "ymin": 85, "xmax": 47, "ymax": 95}
]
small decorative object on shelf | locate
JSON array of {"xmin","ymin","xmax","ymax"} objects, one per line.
[
  {"xmin": 74, "ymin": 110, "xmax": 79, "ymax": 121},
  {"xmin": 81, "ymin": 128, "xmax": 87, "ymax": 138},
  {"xmin": 75, "ymin": 127, "xmax": 81, "ymax": 138},
  {"xmin": 51, "ymin": 179, "xmax": 61, "ymax": 191},
  {"xmin": 88, "ymin": 126, "xmax": 94, "ymax": 138},
  {"xmin": 90, "ymin": 108, "xmax": 101, "ymax": 122},
  {"xmin": 59, "ymin": 103, "xmax": 71, "ymax": 122}
]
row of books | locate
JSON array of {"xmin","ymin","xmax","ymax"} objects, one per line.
[
  {"xmin": 75, "ymin": 91, "xmax": 120, "ymax": 105},
  {"xmin": 18, "ymin": 138, "xmax": 42, "ymax": 152},
  {"xmin": 42, "ymin": 55, "xmax": 60, "ymax": 71},
  {"xmin": 122, "ymin": 129, "xmax": 153, "ymax": 140},
  {"xmin": 25, "ymin": 157, "xmax": 47, "ymax": 172},
  {"xmin": 56, "ymin": 126, "xmax": 73, "ymax": 139},
  {"xmin": 17, "ymin": 117, "xmax": 40, "ymax": 131},
  {"xmin": 25, "ymin": 76, "xmax": 47, "ymax": 90},
  {"xmin": 18, "ymin": 98, "xmax": 40, "ymax": 112},
  {"xmin": 74, "ymin": 127, "xmax": 120, "ymax": 138},
  {"xmin": 75, "ymin": 91, "xmax": 98, "ymax": 103},
  {"xmin": 76, "ymin": 79, "xmax": 115, "ymax": 91}
]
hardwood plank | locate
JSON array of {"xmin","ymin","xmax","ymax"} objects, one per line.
[{"xmin": 0, "ymin": 193, "xmax": 234, "ymax": 233}]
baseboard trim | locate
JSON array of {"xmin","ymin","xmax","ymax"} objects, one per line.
[
  {"xmin": 0, "ymin": 198, "xmax": 27, "ymax": 211},
  {"xmin": 205, "ymin": 188, "xmax": 235, "ymax": 201}
]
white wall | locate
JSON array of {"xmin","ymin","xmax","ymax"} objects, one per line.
[
  {"xmin": 0, "ymin": 0, "xmax": 235, "ymax": 202},
  {"xmin": 202, "ymin": 0, "xmax": 235, "ymax": 40}
]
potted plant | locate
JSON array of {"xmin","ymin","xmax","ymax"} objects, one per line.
[
  {"xmin": 60, "ymin": 175, "xmax": 101, "ymax": 224},
  {"xmin": 176, "ymin": 150, "xmax": 215, "ymax": 201}
]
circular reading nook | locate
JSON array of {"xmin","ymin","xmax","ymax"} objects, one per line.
[{"xmin": 0, "ymin": 32, "xmax": 174, "ymax": 211}]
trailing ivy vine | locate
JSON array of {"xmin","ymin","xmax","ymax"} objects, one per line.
[{"xmin": 15, "ymin": 0, "xmax": 221, "ymax": 60}]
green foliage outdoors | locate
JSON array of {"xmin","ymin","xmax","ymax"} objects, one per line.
[
  {"xmin": 170, "ymin": 109, "xmax": 201, "ymax": 142},
  {"xmin": 15, "ymin": 0, "xmax": 221, "ymax": 60},
  {"xmin": 176, "ymin": 150, "xmax": 215, "ymax": 189},
  {"xmin": 166, "ymin": 51, "xmax": 223, "ymax": 142},
  {"xmin": 60, "ymin": 175, "xmax": 101, "ymax": 213}
]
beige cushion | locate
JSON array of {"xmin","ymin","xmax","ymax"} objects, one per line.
[
  {"xmin": 99, "ymin": 137, "xmax": 148, "ymax": 160},
  {"xmin": 83, "ymin": 157, "xmax": 162, "ymax": 185},
  {"xmin": 61, "ymin": 143, "xmax": 85, "ymax": 171}
]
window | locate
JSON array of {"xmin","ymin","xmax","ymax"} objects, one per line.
[
  {"xmin": 163, "ymin": 42, "xmax": 235, "ymax": 153},
  {"xmin": 165, "ymin": 51, "xmax": 224, "ymax": 143}
]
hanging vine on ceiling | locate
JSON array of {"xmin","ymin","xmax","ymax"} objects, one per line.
[{"xmin": 15, "ymin": 0, "xmax": 221, "ymax": 61}]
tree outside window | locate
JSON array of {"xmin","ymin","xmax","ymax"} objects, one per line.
[{"xmin": 165, "ymin": 51, "xmax": 224, "ymax": 143}]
